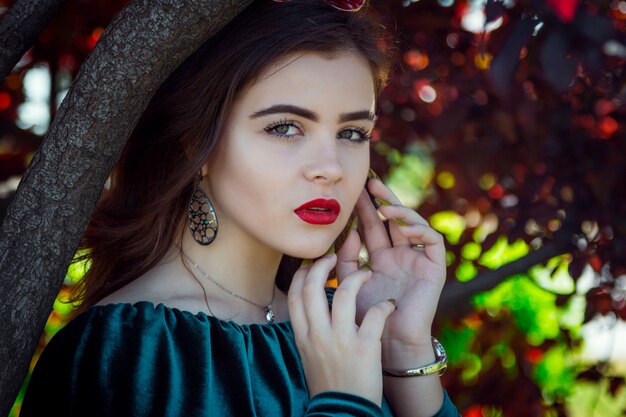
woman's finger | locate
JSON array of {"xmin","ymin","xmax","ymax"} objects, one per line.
[
  {"xmin": 355, "ymin": 188, "xmax": 390, "ymax": 253},
  {"xmin": 377, "ymin": 204, "xmax": 430, "ymax": 246},
  {"xmin": 301, "ymin": 254, "xmax": 336, "ymax": 333},
  {"xmin": 377, "ymin": 204, "xmax": 429, "ymax": 227},
  {"xmin": 331, "ymin": 269, "xmax": 372, "ymax": 335},
  {"xmin": 335, "ymin": 226, "xmax": 361, "ymax": 285},
  {"xmin": 357, "ymin": 299, "xmax": 396, "ymax": 341},
  {"xmin": 367, "ymin": 177, "xmax": 430, "ymax": 246},
  {"xmin": 288, "ymin": 266, "xmax": 309, "ymax": 335},
  {"xmin": 367, "ymin": 176, "xmax": 402, "ymax": 205},
  {"xmin": 397, "ymin": 223, "xmax": 446, "ymax": 265}
]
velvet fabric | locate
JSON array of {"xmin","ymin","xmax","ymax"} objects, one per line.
[{"xmin": 21, "ymin": 288, "xmax": 460, "ymax": 417}]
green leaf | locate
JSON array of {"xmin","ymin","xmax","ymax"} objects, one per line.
[
  {"xmin": 473, "ymin": 275, "xmax": 560, "ymax": 344},
  {"xmin": 534, "ymin": 344, "xmax": 579, "ymax": 401}
]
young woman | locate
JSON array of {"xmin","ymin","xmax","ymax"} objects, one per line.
[{"xmin": 21, "ymin": 1, "xmax": 460, "ymax": 416}]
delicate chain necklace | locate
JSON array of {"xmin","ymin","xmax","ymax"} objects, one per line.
[{"xmin": 181, "ymin": 251, "xmax": 276, "ymax": 323}]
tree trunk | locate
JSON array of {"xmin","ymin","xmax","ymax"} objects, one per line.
[
  {"xmin": 0, "ymin": 0, "xmax": 67, "ymax": 82},
  {"xmin": 0, "ymin": 0, "xmax": 252, "ymax": 413}
]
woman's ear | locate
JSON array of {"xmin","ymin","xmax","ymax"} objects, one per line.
[{"xmin": 201, "ymin": 161, "xmax": 210, "ymax": 178}]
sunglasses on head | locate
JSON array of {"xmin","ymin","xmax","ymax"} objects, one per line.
[{"xmin": 272, "ymin": 0, "xmax": 365, "ymax": 12}]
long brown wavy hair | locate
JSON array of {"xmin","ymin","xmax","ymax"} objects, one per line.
[{"xmin": 70, "ymin": 0, "xmax": 394, "ymax": 313}]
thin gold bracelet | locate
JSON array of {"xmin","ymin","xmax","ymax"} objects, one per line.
[{"xmin": 382, "ymin": 337, "xmax": 448, "ymax": 377}]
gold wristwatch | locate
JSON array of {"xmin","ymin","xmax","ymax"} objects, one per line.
[{"xmin": 382, "ymin": 336, "xmax": 447, "ymax": 377}]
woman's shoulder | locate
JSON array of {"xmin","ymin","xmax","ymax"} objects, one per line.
[{"xmin": 55, "ymin": 300, "xmax": 205, "ymax": 351}]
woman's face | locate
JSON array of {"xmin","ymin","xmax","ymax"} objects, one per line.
[{"xmin": 204, "ymin": 51, "xmax": 375, "ymax": 258}]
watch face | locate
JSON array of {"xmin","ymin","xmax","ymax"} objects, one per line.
[
  {"xmin": 431, "ymin": 337, "xmax": 448, "ymax": 376},
  {"xmin": 432, "ymin": 336, "xmax": 447, "ymax": 362}
]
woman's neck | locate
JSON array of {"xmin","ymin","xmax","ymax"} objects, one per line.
[{"xmin": 176, "ymin": 223, "xmax": 283, "ymax": 309}]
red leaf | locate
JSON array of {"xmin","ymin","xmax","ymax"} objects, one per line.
[{"xmin": 545, "ymin": 0, "xmax": 580, "ymax": 23}]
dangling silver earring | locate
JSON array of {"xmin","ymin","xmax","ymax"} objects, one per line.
[{"xmin": 188, "ymin": 172, "xmax": 218, "ymax": 245}]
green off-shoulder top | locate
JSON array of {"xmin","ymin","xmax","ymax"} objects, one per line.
[{"xmin": 21, "ymin": 288, "xmax": 460, "ymax": 417}]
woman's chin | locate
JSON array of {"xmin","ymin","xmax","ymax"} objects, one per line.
[{"xmin": 284, "ymin": 244, "xmax": 335, "ymax": 260}]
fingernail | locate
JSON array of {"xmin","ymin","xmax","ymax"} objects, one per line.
[
  {"xmin": 387, "ymin": 299, "xmax": 397, "ymax": 309},
  {"xmin": 368, "ymin": 168, "xmax": 381, "ymax": 181},
  {"xmin": 391, "ymin": 218, "xmax": 409, "ymax": 227},
  {"xmin": 374, "ymin": 197, "xmax": 392, "ymax": 207}
]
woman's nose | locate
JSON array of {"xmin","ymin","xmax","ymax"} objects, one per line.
[{"xmin": 303, "ymin": 139, "xmax": 343, "ymax": 184}]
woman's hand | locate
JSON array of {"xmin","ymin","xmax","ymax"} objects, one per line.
[
  {"xmin": 288, "ymin": 254, "xmax": 396, "ymax": 406},
  {"xmin": 335, "ymin": 176, "xmax": 447, "ymax": 360}
]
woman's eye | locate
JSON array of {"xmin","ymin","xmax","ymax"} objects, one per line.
[
  {"xmin": 264, "ymin": 120, "xmax": 302, "ymax": 138},
  {"xmin": 338, "ymin": 127, "xmax": 371, "ymax": 143},
  {"xmin": 273, "ymin": 124, "xmax": 297, "ymax": 135}
]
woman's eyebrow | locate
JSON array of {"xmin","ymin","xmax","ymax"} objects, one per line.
[
  {"xmin": 338, "ymin": 110, "xmax": 376, "ymax": 123},
  {"xmin": 249, "ymin": 104, "xmax": 375, "ymax": 123}
]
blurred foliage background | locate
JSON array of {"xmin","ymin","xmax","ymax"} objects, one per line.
[{"xmin": 1, "ymin": 0, "xmax": 625, "ymax": 416}]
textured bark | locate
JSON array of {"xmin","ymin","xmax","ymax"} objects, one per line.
[
  {"xmin": 0, "ymin": 0, "xmax": 252, "ymax": 412},
  {"xmin": 0, "ymin": 0, "xmax": 67, "ymax": 82},
  {"xmin": 439, "ymin": 236, "xmax": 572, "ymax": 317}
]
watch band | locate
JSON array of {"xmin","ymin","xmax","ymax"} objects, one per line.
[{"xmin": 382, "ymin": 336, "xmax": 448, "ymax": 377}]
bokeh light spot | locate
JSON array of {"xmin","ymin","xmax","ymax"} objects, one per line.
[
  {"xmin": 87, "ymin": 27, "xmax": 105, "ymax": 50},
  {"xmin": 446, "ymin": 32, "xmax": 460, "ymax": 48},
  {"xmin": 437, "ymin": 171, "xmax": 455, "ymax": 189},
  {"xmin": 598, "ymin": 116, "xmax": 618, "ymax": 139},
  {"xmin": 465, "ymin": 208, "xmax": 481, "ymax": 228},
  {"xmin": 17, "ymin": 65, "xmax": 51, "ymax": 135},
  {"xmin": 430, "ymin": 211, "xmax": 466, "ymax": 244},
  {"xmin": 487, "ymin": 185, "xmax": 504, "ymax": 200},
  {"xmin": 464, "ymin": 405, "xmax": 484, "ymax": 417},
  {"xmin": 404, "ymin": 49, "xmax": 430, "ymax": 70},
  {"xmin": 461, "ymin": 5, "xmax": 503, "ymax": 33},
  {"xmin": 560, "ymin": 185, "xmax": 574, "ymax": 202},
  {"xmin": 500, "ymin": 194, "xmax": 518, "ymax": 207},
  {"xmin": 462, "ymin": 242, "xmax": 482, "ymax": 260},
  {"xmin": 547, "ymin": 219, "xmax": 561, "ymax": 232},
  {"xmin": 418, "ymin": 85, "xmax": 437, "ymax": 103},
  {"xmin": 474, "ymin": 52, "xmax": 492, "ymax": 70},
  {"xmin": 456, "ymin": 260, "xmax": 478, "ymax": 281},
  {"xmin": 479, "ymin": 172, "xmax": 496, "ymax": 191},
  {"xmin": 0, "ymin": 92, "xmax": 12, "ymax": 110},
  {"xmin": 473, "ymin": 213, "xmax": 499, "ymax": 242}
]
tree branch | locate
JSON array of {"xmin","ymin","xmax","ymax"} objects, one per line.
[
  {"xmin": 0, "ymin": 0, "xmax": 67, "ymax": 82},
  {"xmin": 0, "ymin": 0, "xmax": 252, "ymax": 412},
  {"xmin": 438, "ymin": 236, "xmax": 573, "ymax": 317}
]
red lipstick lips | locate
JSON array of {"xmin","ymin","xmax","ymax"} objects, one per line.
[{"xmin": 294, "ymin": 198, "xmax": 341, "ymax": 225}]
